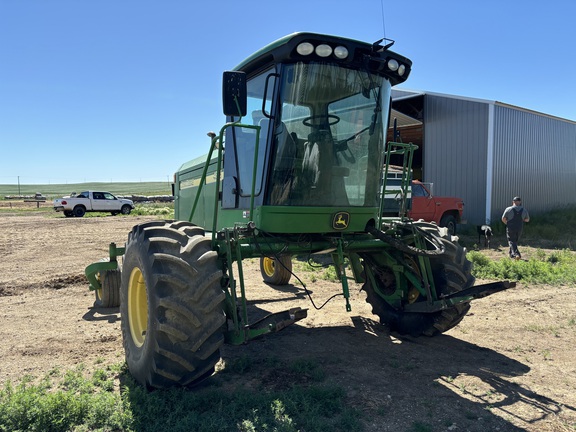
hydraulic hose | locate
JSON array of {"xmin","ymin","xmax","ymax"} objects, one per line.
[{"xmin": 367, "ymin": 225, "xmax": 446, "ymax": 256}]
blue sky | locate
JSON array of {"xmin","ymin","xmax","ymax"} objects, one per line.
[{"xmin": 1, "ymin": 0, "xmax": 574, "ymax": 185}]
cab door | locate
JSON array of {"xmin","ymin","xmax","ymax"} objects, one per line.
[
  {"xmin": 222, "ymin": 68, "xmax": 276, "ymax": 211},
  {"xmin": 409, "ymin": 182, "xmax": 436, "ymax": 221}
]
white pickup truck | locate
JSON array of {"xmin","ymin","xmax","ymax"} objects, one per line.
[{"xmin": 53, "ymin": 191, "xmax": 135, "ymax": 217}]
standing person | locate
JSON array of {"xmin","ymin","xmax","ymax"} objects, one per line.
[{"xmin": 501, "ymin": 196, "xmax": 530, "ymax": 260}]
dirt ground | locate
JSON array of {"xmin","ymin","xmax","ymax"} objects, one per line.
[{"xmin": 0, "ymin": 204, "xmax": 575, "ymax": 431}]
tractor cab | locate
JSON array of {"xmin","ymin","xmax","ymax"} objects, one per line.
[{"xmin": 175, "ymin": 33, "xmax": 412, "ymax": 233}]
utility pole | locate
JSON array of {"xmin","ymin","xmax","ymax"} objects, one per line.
[{"xmin": 18, "ymin": 176, "xmax": 21, "ymax": 196}]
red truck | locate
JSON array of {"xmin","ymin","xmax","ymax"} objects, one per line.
[
  {"xmin": 409, "ymin": 180, "xmax": 464, "ymax": 235},
  {"xmin": 381, "ymin": 169, "xmax": 464, "ymax": 235}
]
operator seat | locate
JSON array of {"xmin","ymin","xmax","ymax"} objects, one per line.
[
  {"xmin": 300, "ymin": 130, "xmax": 350, "ymax": 206},
  {"xmin": 269, "ymin": 120, "xmax": 300, "ymax": 205}
]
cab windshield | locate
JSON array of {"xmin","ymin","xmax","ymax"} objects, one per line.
[{"xmin": 268, "ymin": 62, "xmax": 391, "ymax": 207}]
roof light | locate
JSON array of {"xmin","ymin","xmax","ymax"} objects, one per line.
[
  {"xmin": 387, "ymin": 59, "xmax": 399, "ymax": 71},
  {"xmin": 334, "ymin": 45, "xmax": 349, "ymax": 59},
  {"xmin": 315, "ymin": 44, "xmax": 332, "ymax": 57},
  {"xmin": 296, "ymin": 42, "xmax": 314, "ymax": 56},
  {"xmin": 398, "ymin": 64, "xmax": 406, "ymax": 76}
]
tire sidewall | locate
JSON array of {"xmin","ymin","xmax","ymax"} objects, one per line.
[
  {"xmin": 73, "ymin": 206, "xmax": 86, "ymax": 217},
  {"xmin": 98, "ymin": 269, "xmax": 121, "ymax": 308},
  {"xmin": 120, "ymin": 235, "xmax": 157, "ymax": 385},
  {"xmin": 440, "ymin": 215, "xmax": 457, "ymax": 236},
  {"xmin": 260, "ymin": 255, "xmax": 292, "ymax": 285}
]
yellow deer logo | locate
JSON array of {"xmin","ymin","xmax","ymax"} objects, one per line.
[{"xmin": 332, "ymin": 212, "xmax": 350, "ymax": 230}]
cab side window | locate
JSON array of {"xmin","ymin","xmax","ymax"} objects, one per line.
[
  {"xmin": 233, "ymin": 68, "xmax": 275, "ymax": 197},
  {"xmin": 412, "ymin": 185, "xmax": 428, "ymax": 197}
]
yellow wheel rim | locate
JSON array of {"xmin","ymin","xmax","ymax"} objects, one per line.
[
  {"xmin": 95, "ymin": 272, "xmax": 102, "ymax": 301},
  {"xmin": 262, "ymin": 257, "xmax": 275, "ymax": 277},
  {"xmin": 128, "ymin": 267, "xmax": 148, "ymax": 348},
  {"xmin": 406, "ymin": 256, "xmax": 422, "ymax": 304}
]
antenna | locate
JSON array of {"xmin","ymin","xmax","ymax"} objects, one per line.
[
  {"xmin": 380, "ymin": 0, "xmax": 386, "ymax": 39},
  {"xmin": 373, "ymin": 0, "xmax": 394, "ymax": 51}
]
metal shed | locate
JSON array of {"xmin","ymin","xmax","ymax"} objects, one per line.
[{"xmin": 390, "ymin": 89, "xmax": 576, "ymax": 226}]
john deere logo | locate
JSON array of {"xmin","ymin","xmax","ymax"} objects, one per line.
[{"xmin": 332, "ymin": 212, "xmax": 350, "ymax": 230}]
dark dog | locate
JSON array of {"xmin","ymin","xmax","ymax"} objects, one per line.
[{"xmin": 477, "ymin": 225, "xmax": 493, "ymax": 248}]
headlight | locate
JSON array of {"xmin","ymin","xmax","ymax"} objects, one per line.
[
  {"xmin": 398, "ymin": 64, "xmax": 406, "ymax": 76},
  {"xmin": 333, "ymin": 45, "xmax": 349, "ymax": 59},
  {"xmin": 296, "ymin": 42, "xmax": 314, "ymax": 56},
  {"xmin": 387, "ymin": 59, "xmax": 399, "ymax": 71},
  {"xmin": 315, "ymin": 44, "xmax": 333, "ymax": 57}
]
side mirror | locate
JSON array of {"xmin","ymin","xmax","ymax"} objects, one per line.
[{"xmin": 222, "ymin": 71, "xmax": 247, "ymax": 117}]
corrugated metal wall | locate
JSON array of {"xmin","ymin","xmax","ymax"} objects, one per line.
[
  {"xmin": 423, "ymin": 95, "xmax": 489, "ymax": 226},
  {"xmin": 491, "ymin": 105, "xmax": 576, "ymax": 223},
  {"xmin": 394, "ymin": 90, "xmax": 576, "ymax": 227}
]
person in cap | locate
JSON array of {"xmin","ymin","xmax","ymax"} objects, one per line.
[{"xmin": 501, "ymin": 197, "xmax": 530, "ymax": 260}]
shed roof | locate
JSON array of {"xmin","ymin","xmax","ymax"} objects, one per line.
[
  {"xmin": 392, "ymin": 89, "xmax": 576, "ymax": 125},
  {"xmin": 389, "ymin": 109, "xmax": 422, "ymax": 127}
]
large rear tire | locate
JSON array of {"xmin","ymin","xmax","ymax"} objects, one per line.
[
  {"xmin": 260, "ymin": 255, "xmax": 293, "ymax": 285},
  {"xmin": 120, "ymin": 220, "xmax": 225, "ymax": 389},
  {"xmin": 364, "ymin": 223, "xmax": 474, "ymax": 337}
]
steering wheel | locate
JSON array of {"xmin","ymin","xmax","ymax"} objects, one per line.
[
  {"xmin": 333, "ymin": 125, "xmax": 372, "ymax": 163},
  {"xmin": 302, "ymin": 114, "xmax": 340, "ymax": 127}
]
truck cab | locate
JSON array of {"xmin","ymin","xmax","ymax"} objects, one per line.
[{"xmin": 409, "ymin": 180, "xmax": 464, "ymax": 235}]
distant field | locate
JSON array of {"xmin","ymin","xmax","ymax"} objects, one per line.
[{"xmin": 0, "ymin": 182, "xmax": 172, "ymax": 199}]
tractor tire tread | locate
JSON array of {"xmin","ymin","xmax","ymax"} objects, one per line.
[
  {"xmin": 364, "ymin": 222, "xmax": 474, "ymax": 337},
  {"xmin": 121, "ymin": 221, "xmax": 225, "ymax": 389}
]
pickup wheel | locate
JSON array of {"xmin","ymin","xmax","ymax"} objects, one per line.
[
  {"xmin": 121, "ymin": 220, "xmax": 225, "ymax": 389},
  {"xmin": 440, "ymin": 214, "xmax": 457, "ymax": 235},
  {"xmin": 121, "ymin": 205, "xmax": 132, "ymax": 215},
  {"xmin": 260, "ymin": 255, "xmax": 293, "ymax": 285},
  {"xmin": 73, "ymin": 206, "xmax": 86, "ymax": 217}
]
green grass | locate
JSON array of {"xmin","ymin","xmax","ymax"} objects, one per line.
[
  {"xmin": 78, "ymin": 203, "xmax": 175, "ymax": 219},
  {"xmin": 292, "ymin": 257, "xmax": 344, "ymax": 283},
  {"xmin": 0, "ymin": 359, "xmax": 362, "ymax": 432},
  {"xmin": 468, "ymin": 248, "xmax": 576, "ymax": 284},
  {"xmin": 132, "ymin": 203, "xmax": 174, "ymax": 217},
  {"xmin": 0, "ymin": 365, "xmax": 130, "ymax": 432},
  {"xmin": 459, "ymin": 206, "xmax": 576, "ymax": 283},
  {"xmin": 0, "ymin": 181, "xmax": 172, "ymax": 199}
]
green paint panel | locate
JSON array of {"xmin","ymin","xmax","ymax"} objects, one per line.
[{"xmin": 253, "ymin": 205, "xmax": 378, "ymax": 233}]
